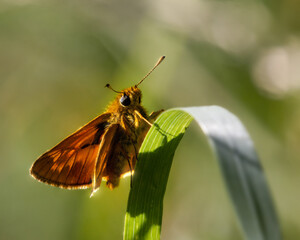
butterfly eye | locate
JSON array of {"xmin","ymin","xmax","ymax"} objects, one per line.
[
  {"xmin": 138, "ymin": 96, "xmax": 141, "ymax": 103},
  {"xmin": 120, "ymin": 94, "xmax": 131, "ymax": 106}
]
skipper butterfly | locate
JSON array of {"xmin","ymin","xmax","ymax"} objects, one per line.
[{"xmin": 30, "ymin": 56, "xmax": 165, "ymax": 196}]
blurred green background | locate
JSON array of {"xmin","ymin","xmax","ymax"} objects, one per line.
[{"xmin": 1, "ymin": 0, "xmax": 299, "ymax": 239}]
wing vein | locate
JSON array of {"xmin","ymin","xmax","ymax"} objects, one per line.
[
  {"xmin": 56, "ymin": 151, "xmax": 76, "ymax": 183},
  {"xmin": 37, "ymin": 151, "xmax": 62, "ymax": 177},
  {"xmin": 46, "ymin": 151, "xmax": 67, "ymax": 180},
  {"xmin": 77, "ymin": 142, "xmax": 94, "ymax": 184},
  {"xmin": 65, "ymin": 151, "xmax": 79, "ymax": 183}
]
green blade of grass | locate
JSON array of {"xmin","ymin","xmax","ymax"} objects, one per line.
[{"xmin": 123, "ymin": 106, "xmax": 281, "ymax": 240}]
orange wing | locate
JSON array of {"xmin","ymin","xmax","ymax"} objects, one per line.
[{"xmin": 30, "ymin": 113, "xmax": 112, "ymax": 189}]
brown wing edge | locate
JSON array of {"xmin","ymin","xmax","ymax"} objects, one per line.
[
  {"xmin": 29, "ymin": 112, "xmax": 112, "ymax": 190},
  {"xmin": 29, "ymin": 169, "xmax": 92, "ymax": 190}
]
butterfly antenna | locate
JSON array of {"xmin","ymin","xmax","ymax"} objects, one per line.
[
  {"xmin": 105, "ymin": 84, "xmax": 122, "ymax": 93},
  {"xmin": 136, "ymin": 56, "xmax": 165, "ymax": 87}
]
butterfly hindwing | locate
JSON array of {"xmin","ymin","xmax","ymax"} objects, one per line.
[
  {"xmin": 30, "ymin": 113, "xmax": 112, "ymax": 189},
  {"xmin": 92, "ymin": 123, "xmax": 120, "ymax": 192}
]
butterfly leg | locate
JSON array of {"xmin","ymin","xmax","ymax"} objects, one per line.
[
  {"xmin": 134, "ymin": 110, "xmax": 153, "ymax": 127},
  {"xmin": 133, "ymin": 141, "xmax": 138, "ymax": 162},
  {"xmin": 149, "ymin": 109, "xmax": 164, "ymax": 123},
  {"xmin": 127, "ymin": 140, "xmax": 138, "ymax": 189},
  {"xmin": 125, "ymin": 155, "xmax": 134, "ymax": 188}
]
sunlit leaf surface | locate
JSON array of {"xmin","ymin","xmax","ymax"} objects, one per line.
[{"xmin": 124, "ymin": 106, "xmax": 281, "ymax": 240}]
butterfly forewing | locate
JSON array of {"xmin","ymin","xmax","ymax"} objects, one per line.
[{"xmin": 30, "ymin": 113, "xmax": 112, "ymax": 189}]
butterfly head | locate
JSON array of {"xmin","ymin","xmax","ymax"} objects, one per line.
[
  {"xmin": 105, "ymin": 84, "xmax": 142, "ymax": 108},
  {"xmin": 119, "ymin": 86, "xmax": 142, "ymax": 107}
]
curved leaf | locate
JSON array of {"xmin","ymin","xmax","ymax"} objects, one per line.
[{"xmin": 123, "ymin": 106, "xmax": 281, "ymax": 240}]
